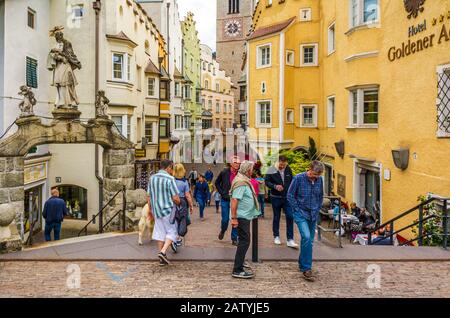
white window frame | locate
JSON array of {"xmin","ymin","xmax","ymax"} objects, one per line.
[
  {"xmin": 216, "ymin": 83, "xmax": 220, "ymax": 93},
  {"xmin": 348, "ymin": 86, "xmax": 379, "ymax": 128},
  {"xmin": 286, "ymin": 109, "xmax": 294, "ymax": 124},
  {"xmin": 112, "ymin": 52, "xmax": 131, "ymax": 82},
  {"xmin": 328, "ymin": 22, "xmax": 336, "ymax": 55},
  {"xmin": 286, "ymin": 50, "xmax": 295, "ymax": 66},
  {"xmin": 147, "ymin": 77, "xmax": 157, "ymax": 97},
  {"xmin": 300, "ymin": 43, "xmax": 318, "ymax": 67},
  {"xmin": 327, "ymin": 96, "xmax": 336, "ymax": 128},
  {"xmin": 300, "ymin": 104, "xmax": 318, "ymax": 128},
  {"xmin": 71, "ymin": 4, "xmax": 84, "ymax": 20},
  {"xmin": 204, "ymin": 79, "xmax": 209, "ymax": 89},
  {"xmin": 261, "ymin": 81, "xmax": 267, "ymax": 94},
  {"xmin": 299, "ymin": 8, "xmax": 312, "ymax": 22},
  {"xmin": 349, "ymin": 0, "xmax": 379, "ymax": 29},
  {"xmin": 174, "ymin": 82, "xmax": 181, "ymax": 97},
  {"xmin": 256, "ymin": 100, "xmax": 272, "ymax": 128},
  {"xmin": 111, "ymin": 114, "xmax": 132, "ymax": 140},
  {"xmin": 256, "ymin": 43, "xmax": 272, "ymax": 69}
]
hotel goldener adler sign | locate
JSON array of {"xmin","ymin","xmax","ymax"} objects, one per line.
[{"xmin": 388, "ymin": 1, "xmax": 449, "ymax": 62}]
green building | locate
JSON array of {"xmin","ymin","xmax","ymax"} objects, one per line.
[{"xmin": 181, "ymin": 12, "xmax": 202, "ymax": 160}]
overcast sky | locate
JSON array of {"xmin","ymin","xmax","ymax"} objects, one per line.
[{"xmin": 178, "ymin": 0, "xmax": 217, "ymax": 51}]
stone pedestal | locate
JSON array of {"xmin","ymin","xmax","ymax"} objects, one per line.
[
  {"xmin": 15, "ymin": 116, "xmax": 41, "ymax": 126},
  {"xmin": 52, "ymin": 108, "xmax": 81, "ymax": 120}
]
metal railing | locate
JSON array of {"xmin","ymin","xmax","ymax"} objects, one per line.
[
  {"xmin": 368, "ymin": 196, "xmax": 449, "ymax": 249},
  {"xmin": 78, "ymin": 185, "xmax": 128, "ymax": 237}
]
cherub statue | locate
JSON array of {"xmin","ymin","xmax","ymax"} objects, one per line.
[
  {"xmin": 95, "ymin": 90, "xmax": 110, "ymax": 118},
  {"xmin": 18, "ymin": 85, "xmax": 36, "ymax": 117}
]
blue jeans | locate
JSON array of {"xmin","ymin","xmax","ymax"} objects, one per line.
[
  {"xmin": 271, "ymin": 196, "xmax": 294, "ymax": 240},
  {"xmin": 44, "ymin": 221, "xmax": 61, "ymax": 241},
  {"xmin": 220, "ymin": 199, "xmax": 238, "ymax": 241},
  {"xmin": 258, "ymin": 194, "xmax": 265, "ymax": 217},
  {"xmin": 294, "ymin": 213, "xmax": 316, "ymax": 272},
  {"xmin": 196, "ymin": 197, "xmax": 206, "ymax": 218}
]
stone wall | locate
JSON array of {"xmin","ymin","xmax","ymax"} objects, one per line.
[
  {"xmin": 0, "ymin": 157, "xmax": 24, "ymax": 253},
  {"xmin": 102, "ymin": 148, "xmax": 136, "ymax": 231}
]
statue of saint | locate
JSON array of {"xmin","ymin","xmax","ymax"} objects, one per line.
[{"xmin": 47, "ymin": 26, "xmax": 82, "ymax": 109}]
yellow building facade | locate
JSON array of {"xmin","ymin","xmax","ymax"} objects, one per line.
[{"xmin": 247, "ymin": 0, "xmax": 450, "ymax": 236}]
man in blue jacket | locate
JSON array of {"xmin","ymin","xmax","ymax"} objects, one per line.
[
  {"xmin": 43, "ymin": 187, "xmax": 68, "ymax": 241},
  {"xmin": 287, "ymin": 161, "xmax": 324, "ymax": 282}
]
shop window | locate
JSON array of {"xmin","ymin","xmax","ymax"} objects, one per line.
[{"xmin": 58, "ymin": 185, "xmax": 88, "ymax": 220}]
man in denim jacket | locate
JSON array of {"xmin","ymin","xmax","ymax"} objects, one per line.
[{"xmin": 287, "ymin": 161, "xmax": 324, "ymax": 282}]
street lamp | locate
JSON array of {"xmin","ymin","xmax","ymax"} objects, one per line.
[
  {"xmin": 334, "ymin": 140, "xmax": 345, "ymax": 158},
  {"xmin": 392, "ymin": 148, "xmax": 409, "ymax": 170}
]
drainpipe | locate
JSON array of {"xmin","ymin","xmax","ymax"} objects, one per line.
[{"xmin": 93, "ymin": 0, "xmax": 103, "ymax": 232}]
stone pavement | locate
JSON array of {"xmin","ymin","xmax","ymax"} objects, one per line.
[{"xmin": 0, "ymin": 261, "xmax": 449, "ymax": 297}]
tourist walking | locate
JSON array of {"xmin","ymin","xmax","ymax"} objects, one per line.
[
  {"xmin": 188, "ymin": 169, "xmax": 198, "ymax": 193},
  {"xmin": 256, "ymin": 171, "xmax": 266, "ymax": 218},
  {"xmin": 230, "ymin": 161, "xmax": 260, "ymax": 279},
  {"xmin": 171, "ymin": 163, "xmax": 194, "ymax": 253},
  {"xmin": 43, "ymin": 187, "xmax": 68, "ymax": 241},
  {"xmin": 194, "ymin": 174, "xmax": 210, "ymax": 221},
  {"xmin": 213, "ymin": 186, "xmax": 221, "ymax": 213},
  {"xmin": 205, "ymin": 168, "xmax": 214, "ymax": 183},
  {"xmin": 147, "ymin": 160, "xmax": 181, "ymax": 266},
  {"xmin": 287, "ymin": 161, "xmax": 324, "ymax": 281},
  {"xmin": 215, "ymin": 155, "xmax": 241, "ymax": 245},
  {"xmin": 265, "ymin": 155, "xmax": 298, "ymax": 248}
]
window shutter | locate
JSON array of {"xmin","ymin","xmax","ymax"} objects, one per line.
[{"xmin": 26, "ymin": 57, "xmax": 38, "ymax": 88}]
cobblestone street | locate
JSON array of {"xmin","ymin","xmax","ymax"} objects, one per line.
[{"xmin": 0, "ymin": 261, "xmax": 449, "ymax": 298}]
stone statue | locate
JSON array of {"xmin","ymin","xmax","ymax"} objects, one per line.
[
  {"xmin": 47, "ymin": 26, "xmax": 82, "ymax": 109},
  {"xmin": 18, "ymin": 85, "xmax": 36, "ymax": 117},
  {"xmin": 95, "ymin": 90, "xmax": 110, "ymax": 118}
]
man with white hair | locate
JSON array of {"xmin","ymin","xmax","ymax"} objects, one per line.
[
  {"xmin": 230, "ymin": 161, "xmax": 260, "ymax": 279},
  {"xmin": 287, "ymin": 160, "xmax": 324, "ymax": 282}
]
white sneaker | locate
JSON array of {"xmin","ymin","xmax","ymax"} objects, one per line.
[
  {"xmin": 287, "ymin": 240, "xmax": 299, "ymax": 249},
  {"xmin": 274, "ymin": 237, "xmax": 281, "ymax": 245}
]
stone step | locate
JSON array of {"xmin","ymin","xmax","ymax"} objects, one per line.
[{"xmin": 23, "ymin": 231, "xmax": 131, "ymax": 251}]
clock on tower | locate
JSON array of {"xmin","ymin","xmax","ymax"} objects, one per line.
[{"xmin": 224, "ymin": 18, "xmax": 243, "ymax": 38}]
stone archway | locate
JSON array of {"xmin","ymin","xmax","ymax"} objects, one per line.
[{"xmin": 0, "ymin": 113, "xmax": 136, "ymax": 253}]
